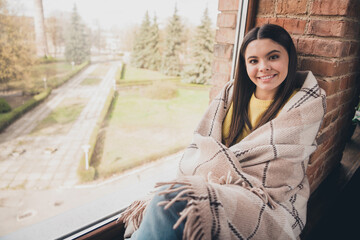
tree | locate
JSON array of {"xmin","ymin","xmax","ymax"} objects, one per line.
[
  {"xmin": 0, "ymin": 0, "xmax": 34, "ymax": 86},
  {"xmin": 47, "ymin": 16, "xmax": 65, "ymax": 58},
  {"xmin": 130, "ymin": 11, "xmax": 151, "ymax": 68},
  {"xmin": 161, "ymin": 6, "xmax": 183, "ymax": 76},
  {"xmin": 147, "ymin": 15, "xmax": 161, "ymax": 71},
  {"xmin": 90, "ymin": 21, "xmax": 107, "ymax": 55},
  {"xmin": 64, "ymin": 4, "xmax": 90, "ymax": 65},
  {"xmin": 33, "ymin": 0, "xmax": 49, "ymax": 57},
  {"xmin": 182, "ymin": 7, "xmax": 214, "ymax": 84}
]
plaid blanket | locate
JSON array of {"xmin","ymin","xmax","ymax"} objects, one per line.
[{"xmin": 121, "ymin": 71, "xmax": 326, "ymax": 240}]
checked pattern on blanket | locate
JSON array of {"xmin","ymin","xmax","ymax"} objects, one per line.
[{"xmin": 120, "ymin": 71, "xmax": 326, "ymax": 240}]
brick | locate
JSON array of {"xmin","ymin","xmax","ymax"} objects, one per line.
[
  {"xmin": 339, "ymin": 89, "xmax": 355, "ymax": 105},
  {"xmin": 349, "ymin": 41, "xmax": 360, "ymax": 57},
  {"xmin": 210, "ymin": 72, "xmax": 230, "ymax": 85},
  {"xmin": 277, "ymin": 0, "xmax": 308, "ymax": 15},
  {"xmin": 218, "ymin": 0, "xmax": 239, "ymax": 11},
  {"xmin": 257, "ymin": 0, "xmax": 276, "ymax": 15},
  {"xmin": 217, "ymin": 13, "xmax": 237, "ymax": 28},
  {"xmin": 300, "ymin": 58, "xmax": 355, "ymax": 77},
  {"xmin": 339, "ymin": 102, "xmax": 355, "ymax": 116},
  {"xmin": 255, "ymin": 17, "xmax": 270, "ymax": 27},
  {"xmin": 321, "ymin": 113, "xmax": 332, "ymax": 129},
  {"xmin": 209, "ymin": 73, "xmax": 230, "ymax": 100},
  {"xmin": 297, "ymin": 38, "xmax": 352, "ymax": 58},
  {"xmin": 267, "ymin": 18, "xmax": 306, "ymax": 35},
  {"xmin": 339, "ymin": 75, "xmax": 354, "ymax": 91},
  {"xmin": 215, "ymin": 28, "xmax": 236, "ymax": 44},
  {"xmin": 331, "ymin": 108, "xmax": 340, "ymax": 123},
  {"xmin": 213, "ymin": 43, "xmax": 234, "ymax": 59},
  {"xmin": 317, "ymin": 78, "xmax": 340, "ymax": 96},
  {"xmin": 212, "ymin": 60, "xmax": 232, "ymax": 75},
  {"xmin": 313, "ymin": 153, "xmax": 341, "ymax": 188},
  {"xmin": 308, "ymin": 20, "xmax": 360, "ymax": 38},
  {"xmin": 325, "ymin": 94, "xmax": 339, "ymax": 112},
  {"xmin": 311, "ymin": 0, "xmax": 350, "ymax": 16},
  {"xmin": 317, "ymin": 124, "xmax": 335, "ymax": 144}
]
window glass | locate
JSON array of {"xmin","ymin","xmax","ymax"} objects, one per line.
[{"xmin": 0, "ymin": 0, "xmax": 219, "ymax": 236}]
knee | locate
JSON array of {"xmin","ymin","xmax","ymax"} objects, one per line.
[{"xmin": 150, "ymin": 184, "xmax": 187, "ymax": 212}]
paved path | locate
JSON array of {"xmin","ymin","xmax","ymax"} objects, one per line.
[{"xmin": 0, "ymin": 62, "xmax": 119, "ymax": 190}]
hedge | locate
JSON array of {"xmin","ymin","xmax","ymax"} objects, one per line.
[
  {"xmin": 0, "ymin": 89, "xmax": 51, "ymax": 132},
  {"xmin": 77, "ymin": 88, "xmax": 116, "ymax": 182}
]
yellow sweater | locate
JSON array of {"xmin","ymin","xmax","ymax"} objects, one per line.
[{"xmin": 222, "ymin": 91, "xmax": 298, "ymax": 144}]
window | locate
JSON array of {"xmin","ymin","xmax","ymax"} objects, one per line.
[{"xmin": 0, "ymin": 0, "xmax": 256, "ymax": 239}]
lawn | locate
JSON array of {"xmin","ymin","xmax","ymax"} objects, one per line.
[
  {"xmin": 31, "ymin": 97, "xmax": 88, "ymax": 135},
  {"xmin": 117, "ymin": 65, "xmax": 180, "ymax": 85},
  {"xmin": 93, "ymin": 84, "xmax": 209, "ymax": 178},
  {"xmin": 80, "ymin": 64, "xmax": 111, "ymax": 85},
  {"xmin": 5, "ymin": 61, "xmax": 88, "ymax": 94}
]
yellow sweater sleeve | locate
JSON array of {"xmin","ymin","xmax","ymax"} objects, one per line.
[{"xmin": 222, "ymin": 90, "xmax": 298, "ymax": 144}]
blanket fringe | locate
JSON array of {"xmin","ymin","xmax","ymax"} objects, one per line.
[
  {"xmin": 183, "ymin": 204, "xmax": 205, "ymax": 240},
  {"xmin": 156, "ymin": 180, "xmax": 205, "ymax": 240},
  {"xmin": 250, "ymin": 185, "xmax": 278, "ymax": 209},
  {"xmin": 117, "ymin": 197, "xmax": 151, "ymax": 229}
]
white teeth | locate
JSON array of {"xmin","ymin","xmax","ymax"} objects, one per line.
[{"xmin": 259, "ymin": 75, "xmax": 274, "ymax": 80}]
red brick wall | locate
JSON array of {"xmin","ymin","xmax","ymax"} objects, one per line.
[
  {"xmin": 212, "ymin": 0, "xmax": 360, "ymax": 192},
  {"xmin": 210, "ymin": 0, "xmax": 240, "ymax": 99}
]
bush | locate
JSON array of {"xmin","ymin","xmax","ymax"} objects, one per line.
[
  {"xmin": 120, "ymin": 63, "xmax": 126, "ymax": 80},
  {"xmin": 145, "ymin": 82, "xmax": 178, "ymax": 100},
  {"xmin": 77, "ymin": 88, "xmax": 116, "ymax": 182},
  {"xmin": 0, "ymin": 89, "xmax": 51, "ymax": 132},
  {"xmin": 0, "ymin": 98, "xmax": 11, "ymax": 113}
]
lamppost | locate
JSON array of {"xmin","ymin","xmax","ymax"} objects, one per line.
[
  {"xmin": 81, "ymin": 144, "xmax": 90, "ymax": 170},
  {"xmin": 43, "ymin": 77, "xmax": 47, "ymax": 89}
]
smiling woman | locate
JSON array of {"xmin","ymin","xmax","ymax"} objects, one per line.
[{"xmin": 244, "ymin": 39, "xmax": 289, "ymax": 100}]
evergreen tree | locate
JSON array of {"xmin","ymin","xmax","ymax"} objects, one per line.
[
  {"xmin": 161, "ymin": 6, "xmax": 183, "ymax": 76},
  {"xmin": 65, "ymin": 4, "xmax": 90, "ymax": 65},
  {"xmin": 147, "ymin": 15, "xmax": 161, "ymax": 71},
  {"xmin": 130, "ymin": 11, "xmax": 151, "ymax": 68},
  {"xmin": 183, "ymin": 7, "xmax": 214, "ymax": 84}
]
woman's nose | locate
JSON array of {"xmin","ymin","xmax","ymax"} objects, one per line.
[{"xmin": 259, "ymin": 61, "xmax": 270, "ymax": 72}]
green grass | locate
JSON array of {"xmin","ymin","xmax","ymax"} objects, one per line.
[
  {"xmin": 81, "ymin": 77, "xmax": 102, "ymax": 86},
  {"xmin": 30, "ymin": 62, "xmax": 73, "ymax": 78},
  {"xmin": 31, "ymin": 98, "xmax": 87, "ymax": 135},
  {"xmin": 6, "ymin": 61, "xmax": 89, "ymax": 94},
  {"xmin": 95, "ymin": 86, "xmax": 209, "ymax": 178},
  {"xmin": 117, "ymin": 66, "xmax": 180, "ymax": 85},
  {"xmin": 89, "ymin": 64, "xmax": 111, "ymax": 77}
]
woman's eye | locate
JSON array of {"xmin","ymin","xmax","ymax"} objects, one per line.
[
  {"xmin": 249, "ymin": 59, "xmax": 257, "ymax": 64},
  {"xmin": 269, "ymin": 55, "xmax": 279, "ymax": 60}
]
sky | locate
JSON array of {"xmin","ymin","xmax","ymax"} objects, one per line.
[{"xmin": 11, "ymin": 0, "xmax": 219, "ymax": 30}]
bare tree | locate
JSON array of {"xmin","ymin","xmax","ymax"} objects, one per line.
[
  {"xmin": 33, "ymin": 0, "xmax": 49, "ymax": 57},
  {"xmin": 47, "ymin": 17, "xmax": 64, "ymax": 57}
]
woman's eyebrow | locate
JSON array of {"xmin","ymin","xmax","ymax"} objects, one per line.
[
  {"xmin": 247, "ymin": 50, "xmax": 281, "ymax": 60},
  {"xmin": 266, "ymin": 50, "xmax": 281, "ymax": 56}
]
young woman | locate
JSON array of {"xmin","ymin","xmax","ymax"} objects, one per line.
[{"xmin": 120, "ymin": 24, "xmax": 326, "ymax": 240}]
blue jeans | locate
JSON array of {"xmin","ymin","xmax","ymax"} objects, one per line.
[{"xmin": 128, "ymin": 185, "xmax": 187, "ymax": 240}]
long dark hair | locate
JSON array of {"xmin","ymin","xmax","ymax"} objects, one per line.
[{"xmin": 225, "ymin": 24, "xmax": 301, "ymax": 147}]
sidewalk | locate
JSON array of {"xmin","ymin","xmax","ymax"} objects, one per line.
[{"xmin": 0, "ymin": 61, "xmax": 119, "ymax": 190}]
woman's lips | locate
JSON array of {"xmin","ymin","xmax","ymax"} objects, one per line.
[{"xmin": 257, "ymin": 74, "xmax": 277, "ymax": 81}]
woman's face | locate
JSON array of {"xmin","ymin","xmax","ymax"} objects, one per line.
[{"xmin": 244, "ymin": 38, "xmax": 289, "ymax": 100}]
